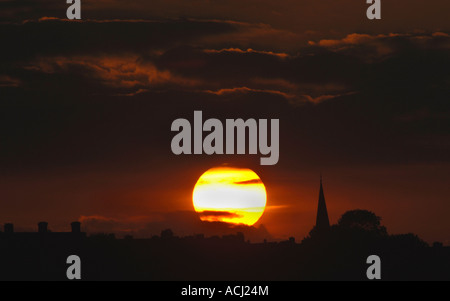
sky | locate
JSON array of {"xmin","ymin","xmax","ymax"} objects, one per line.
[{"xmin": 0, "ymin": 0, "xmax": 449, "ymax": 244}]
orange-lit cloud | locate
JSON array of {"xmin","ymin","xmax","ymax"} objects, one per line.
[
  {"xmin": 309, "ymin": 32, "xmax": 450, "ymax": 59},
  {"xmin": 26, "ymin": 55, "xmax": 201, "ymax": 91},
  {"xmin": 0, "ymin": 75, "xmax": 21, "ymax": 87},
  {"xmin": 204, "ymin": 87, "xmax": 354, "ymax": 105},
  {"xmin": 204, "ymin": 86, "xmax": 294, "ymax": 100},
  {"xmin": 294, "ymin": 92, "xmax": 357, "ymax": 105},
  {"xmin": 203, "ymin": 48, "xmax": 290, "ymax": 59}
]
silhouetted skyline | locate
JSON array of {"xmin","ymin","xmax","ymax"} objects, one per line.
[
  {"xmin": 1, "ymin": 206, "xmax": 449, "ymax": 280},
  {"xmin": 1, "ymin": 0, "xmax": 449, "ymax": 255}
]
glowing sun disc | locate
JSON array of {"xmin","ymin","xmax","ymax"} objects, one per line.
[{"xmin": 193, "ymin": 166, "xmax": 267, "ymax": 226}]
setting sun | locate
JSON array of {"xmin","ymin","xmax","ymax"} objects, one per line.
[{"xmin": 193, "ymin": 167, "xmax": 267, "ymax": 226}]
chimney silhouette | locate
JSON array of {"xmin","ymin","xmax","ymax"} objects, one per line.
[
  {"xmin": 71, "ymin": 221, "xmax": 81, "ymax": 233},
  {"xmin": 4, "ymin": 223, "xmax": 14, "ymax": 233},
  {"xmin": 38, "ymin": 222, "xmax": 48, "ymax": 233}
]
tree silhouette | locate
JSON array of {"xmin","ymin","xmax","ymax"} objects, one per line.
[
  {"xmin": 337, "ymin": 209, "xmax": 387, "ymax": 235},
  {"xmin": 161, "ymin": 228, "xmax": 174, "ymax": 239}
]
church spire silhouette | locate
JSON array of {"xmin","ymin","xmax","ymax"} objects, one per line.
[{"xmin": 315, "ymin": 174, "xmax": 330, "ymax": 232}]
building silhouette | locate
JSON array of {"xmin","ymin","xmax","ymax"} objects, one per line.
[
  {"xmin": 0, "ymin": 221, "xmax": 86, "ymax": 239},
  {"xmin": 315, "ymin": 175, "xmax": 330, "ymax": 232},
  {"xmin": 1, "ymin": 176, "xmax": 449, "ymax": 281}
]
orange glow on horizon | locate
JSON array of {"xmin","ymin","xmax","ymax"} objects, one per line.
[{"xmin": 192, "ymin": 167, "xmax": 267, "ymax": 226}]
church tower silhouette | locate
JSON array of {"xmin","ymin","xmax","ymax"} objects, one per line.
[{"xmin": 315, "ymin": 175, "xmax": 330, "ymax": 232}]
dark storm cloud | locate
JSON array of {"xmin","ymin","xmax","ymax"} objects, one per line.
[
  {"xmin": 0, "ymin": 18, "xmax": 238, "ymax": 63},
  {"xmin": 0, "ymin": 16, "xmax": 449, "ymax": 174},
  {"xmin": 0, "ymin": 0, "xmax": 66, "ymax": 22},
  {"xmin": 5, "ymin": 18, "xmax": 446, "ymax": 105},
  {"xmin": 148, "ymin": 32, "xmax": 450, "ymax": 103},
  {"xmin": 2, "ymin": 0, "xmax": 449, "ymax": 36}
]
